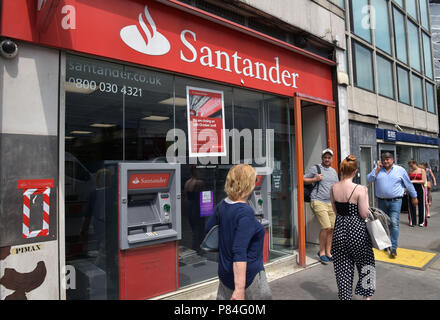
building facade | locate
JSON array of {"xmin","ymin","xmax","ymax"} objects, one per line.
[
  {"xmin": 0, "ymin": 0, "xmax": 347, "ymax": 300},
  {"xmin": 430, "ymin": 0, "xmax": 440, "ymax": 82},
  {"xmin": 345, "ymin": 0, "xmax": 439, "ymax": 201}
]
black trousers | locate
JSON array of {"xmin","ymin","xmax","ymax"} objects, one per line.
[{"xmin": 408, "ymin": 183, "xmax": 427, "ymax": 226}]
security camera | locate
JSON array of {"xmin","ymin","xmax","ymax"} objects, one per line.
[
  {"xmin": 0, "ymin": 39, "xmax": 18, "ymax": 59},
  {"xmin": 394, "ymin": 124, "xmax": 403, "ymax": 132}
]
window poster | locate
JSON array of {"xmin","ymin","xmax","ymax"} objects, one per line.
[
  {"xmin": 200, "ymin": 191, "xmax": 214, "ymax": 217},
  {"xmin": 186, "ymin": 86, "xmax": 227, "ymax": 157}
]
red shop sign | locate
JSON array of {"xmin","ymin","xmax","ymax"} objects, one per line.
[
  {"xmin": 128, "ymin": 173, "xmax": 170, "ymax": 190},
  {"xmin": 0, "ymin": 0, "xmax": 334, "ymax": 100}
]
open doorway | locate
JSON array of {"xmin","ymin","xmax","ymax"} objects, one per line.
[{"xmin": 294, "ymin": 94, "xmax": 338, "ymax": 267}]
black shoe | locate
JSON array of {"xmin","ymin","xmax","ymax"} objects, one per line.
[{"xmin": 390, "ymin": 249, "xmax": 397, "ymax": 258}]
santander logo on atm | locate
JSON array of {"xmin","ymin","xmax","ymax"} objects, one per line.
[{"xmin": 120, "ymin": 5, "xmax": 170, "ymax": 56}]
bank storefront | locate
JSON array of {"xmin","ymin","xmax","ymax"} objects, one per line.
[{"xmin": 1, "ymin": 0, "xmax": 337, "ymax": 299}]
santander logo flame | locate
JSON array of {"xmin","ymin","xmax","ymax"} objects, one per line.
[{"xmin": 120, "ymin": 5, "xmax": 170, "ymax": 56}]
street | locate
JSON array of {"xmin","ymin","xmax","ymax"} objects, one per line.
[{"xmin": 270, "ymin": 192, "xmax": 440, "ymax": 300}]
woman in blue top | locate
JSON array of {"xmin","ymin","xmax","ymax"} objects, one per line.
[{"xmin": 205, "ymin": 164, "xmax": 272, "ymax": 300}]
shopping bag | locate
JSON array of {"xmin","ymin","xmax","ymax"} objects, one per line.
[{"xmin": 366, "ymin": 213, "xmax": 392, "ymax": 250}]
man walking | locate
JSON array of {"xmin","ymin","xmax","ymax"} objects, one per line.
[
  {"xmin": 304, "ymin": 148, "xmax": 339, "ymax": 264},
  {"xmin": 367, "ymin": 152, "xmax": 418, "ymax": 258}
]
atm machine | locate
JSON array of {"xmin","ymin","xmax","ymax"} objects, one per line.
[
  {"xmin": 248, "ymin": 172, "xmax": 271, "ymax": 263},
  {"xmin": 118, "ymin": 163, "xmax": 181, "ymax": 300}
]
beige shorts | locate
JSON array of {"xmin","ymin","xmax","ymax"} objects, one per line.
[{"xmin": 311, "ymin": 200, "xmax": 336, "ymax": 230}]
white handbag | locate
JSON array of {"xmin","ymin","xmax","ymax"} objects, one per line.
[{"xmin": 366, "ymin": 212, "xmax": 392, "ymax": 250}]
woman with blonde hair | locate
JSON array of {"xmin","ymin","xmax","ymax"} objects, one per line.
[
  {"xmin": 330, "ymin": 155, "xmax": 375, "ymax": 300},
  {"xmin": 205, "ymin": 164, "xmax": 272, "ymax": 300}
]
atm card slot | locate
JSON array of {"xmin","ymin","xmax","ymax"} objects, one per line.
[
  {"xmin": 152, "ymin": 223, "xmax": 172, "ymax": 232},
  {"xmin": 128, "ymin": 226, "xmax": 146, "ymax": 235}
]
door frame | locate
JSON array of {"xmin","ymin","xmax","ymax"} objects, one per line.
[{"xmin": 294, "ymin": 93, "xmax": 337, "ymax": 267}]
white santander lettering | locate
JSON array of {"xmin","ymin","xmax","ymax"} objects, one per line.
[
  {"xmin": 255, "ymin": 62, "xmax": 268, "ymax": 81},
  {"xmin": 180, "ymin": 30, "xmax": 197, "ymax": 63},
  {"xmin": 269, "ymin": 57, "xmax": 281, "ymax": 84},
  {"xmin": 215, "ymin": 51, "xmax": 232, "ymax": 72},
  {"xmin": 179, "ymin": 29, "xmax": 300, "ymax": 89},
  {"xmin": 281, "ymin": 70, "xmax": 291, "ymax": 87},
  {"xmin": 242, "ymin": 58, "xmax": 254, "ymax": 77},
  {"xmin": 292, "ymin": 73, "xmax": 299, "ymax": 88},
  {"xmin": 200, "ymin": 46, "xmax": 214, "ymax": 67}
]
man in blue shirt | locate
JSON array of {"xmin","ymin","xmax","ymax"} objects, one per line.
[{"xmin": 367, "ymin": 152, "xmax": 418, "ymax": 258}]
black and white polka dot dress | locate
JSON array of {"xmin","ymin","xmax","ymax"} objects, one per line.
[{"xmin": 331, "ymin": 186, "xmax": 376, "ymax": 300}]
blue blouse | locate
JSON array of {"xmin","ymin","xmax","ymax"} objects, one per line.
[{"xmin": 205, "ymin": 199, "xmax": 265, "ymax": 290}]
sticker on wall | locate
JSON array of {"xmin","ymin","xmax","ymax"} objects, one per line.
[
  {"xmin": 17, "ymin": 179, "xmax": 54, "ymax": 239},
  {"xmin": 0, "ymin": 243, "xmax": 54, "ymax": 300}
]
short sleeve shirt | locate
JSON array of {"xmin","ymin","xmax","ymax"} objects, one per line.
[{"xmin": 304, "ymin": 164, "xmax": 339, "ymax": 203}]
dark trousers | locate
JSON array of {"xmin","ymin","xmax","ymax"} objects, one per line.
[{"xmin": 408, "ymin": 184, "xmax": 427, "ymax": 226}]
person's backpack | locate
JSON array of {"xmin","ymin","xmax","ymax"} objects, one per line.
[{"xmin": 304, "ymin": 164, "xmax": 321, "ymax": 202}]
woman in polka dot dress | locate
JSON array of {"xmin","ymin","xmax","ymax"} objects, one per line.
[{"xmin": 330, "ymin": 155, "xmax": 375, "ymax": 300}]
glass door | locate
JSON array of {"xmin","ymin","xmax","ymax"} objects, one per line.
[{"xmin": 266, "ymin": 96, "xmax": 295, "ymax": 258}]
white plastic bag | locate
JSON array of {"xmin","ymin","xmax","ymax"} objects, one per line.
[{"xmin": 366, "ymin": 213, "xmax": 392, "ymax": 250}]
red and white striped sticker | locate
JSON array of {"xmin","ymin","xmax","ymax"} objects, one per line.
[{"xmin": 18, "ymin": 179, "xmax": 53, "ymax": 239}]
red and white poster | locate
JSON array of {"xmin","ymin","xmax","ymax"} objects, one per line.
[{"xmin": 187, "ymin": 87, "xmax": 226, "ymax": 157}]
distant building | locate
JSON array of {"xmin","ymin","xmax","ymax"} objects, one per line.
[
  {"xmin": 345, "ymin": 0, "xmax": 439, "ymax": 198},
  {"xmin": 430, "ymin": 0, "xmax": 440, "ymax": 82}
]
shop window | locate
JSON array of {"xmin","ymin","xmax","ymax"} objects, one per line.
[
  {"xmin": 397, "ymin": 145, "xmax": 414, "ymax": 171},
  {"xmin": 65, "ymin": 54, "xmax": 297, "ymax": 298},
  {"xmin": 174, "ymin": 76, "xmax": 234, "ymax": 287},
  {"xmin": 123, "ymin": 67, "xmax": 175, "ymax": 161},
  {"xmin": 65, "ymin": 55, "xmax": 125, "ymax": 300},
  {"xmin": 266, "ymin": 95, "xmax": 294, "ymax": 257}
]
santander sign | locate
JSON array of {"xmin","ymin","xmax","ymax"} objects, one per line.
[
  {"xmin": 128, "ymin": 173, "xmax": 170, "ymax": 190},
  {"xmin": 120, "ymin": 5, "xmax": 299, "ymax": 89},
  {"xmin": 1, "ymin": 0, "xmax": 333, "ymax": 100},
  {"xmin": 120, "ymin": 6, "xmax": 170, "ymax": 56}
]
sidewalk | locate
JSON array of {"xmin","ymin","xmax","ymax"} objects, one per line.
[{"xmin": 269, "ymin": 191, "xmax": 440, "ymax": 300}]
